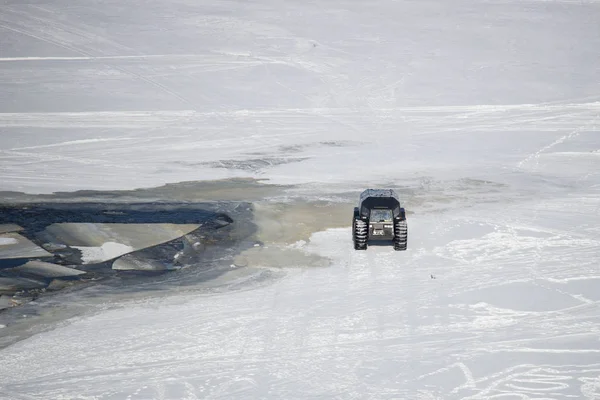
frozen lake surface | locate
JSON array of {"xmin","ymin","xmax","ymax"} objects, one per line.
[{"xmin": 1, "ymin": 0, "xmax": 600, "ymax": 398}]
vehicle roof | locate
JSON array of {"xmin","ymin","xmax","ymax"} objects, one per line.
[{"xmin": 359, "ymin": 189, "xmax": 399, "ymax": 202}]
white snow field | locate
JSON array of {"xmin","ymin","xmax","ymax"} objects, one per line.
[{"xmin": 1, "ymin": 0, "xmax": 600, "ymax": 399}]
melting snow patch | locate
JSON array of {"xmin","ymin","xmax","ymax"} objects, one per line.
[{"xmin": 74, "ymin": 242, "xmax": 134, "ymax": 263}]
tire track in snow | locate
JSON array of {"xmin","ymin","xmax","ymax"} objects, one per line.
[
  {"xmin": 8, "ymin": 135, "xmax": 193, "ymax": 151},
  {"xmin": 0, "ymin": 55, "xmax": 223, "ymax": 62},
  {"xmin": 0, "ymin": 149, "xmax": 138, "ymax": 169},
  {"xmin": 517, "ymin": 128, "xmax": 584, "ymax": 169},
  {"xmin": 0, "ymin": 22, "xmax": 83, "ymax": 56},
  {"xmin": 3, "ymin": 4, "xmax": 134, "ymax": 55},
  {"xmin": 0, "ymin": 5, "xmax": 196, "ymax": 108},
  {"xmin": 0, "ymin": 110, "xmax": 197, "ymax": 128},
  {"xmin": 460, "ymin": 364, "xmax": 600, "ymax": 400},
  {"xmin": 1, "ymin": 102, "xmax": 599, "ymax": 128}
]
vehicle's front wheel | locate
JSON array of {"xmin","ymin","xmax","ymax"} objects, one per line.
[{"xmin": 353, "ymin": 218, "xmax": 368, "ymax": 250}]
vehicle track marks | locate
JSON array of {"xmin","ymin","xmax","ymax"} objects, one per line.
[{"xmin": 1, "ymin": 6, "xmax": 196, "ymax": 107}]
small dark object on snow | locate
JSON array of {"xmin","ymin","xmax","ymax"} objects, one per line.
[{"xmin": 352, "ymin": 189, "xmax": 407, "ymax": 251}]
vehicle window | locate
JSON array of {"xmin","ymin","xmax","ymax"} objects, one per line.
[{"xmin": 370, "ymin": 209, "xmax": 393, "ymax": 222}]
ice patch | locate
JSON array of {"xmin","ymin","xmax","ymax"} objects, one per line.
[
  {"xmin": 12, "ymin": 260, "xmax": 85, "ymax": 278},
  {"xmin": 112, "ymin": 254, "xmax": 174, "ymax": 271},
  {"xmin": 74, "ymin": 242, "xmax": 134, "ymax": 263}
]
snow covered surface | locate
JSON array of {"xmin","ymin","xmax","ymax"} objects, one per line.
[
  {"xmin": 1, "ymin": 0, "xmax": 600, "ymax": 398},
  {"xmin": 73, "ymin": 242, "xmax": 135, "ymax": 264},
  {"xmin": 1, "ymin": 0, "xmax": 600, "ymax": 194},
  {"xmin": 2, "ymin": 196, "xmax": 600, "ymax": 398}
]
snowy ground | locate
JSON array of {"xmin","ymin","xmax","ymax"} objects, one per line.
[
  {"xmin": 1, "ymin": 0, "xmax": 600, "ymax": 193},
  {"xmin": 1, "ymin": 0, "xmax": 600, "ymax": 398}
]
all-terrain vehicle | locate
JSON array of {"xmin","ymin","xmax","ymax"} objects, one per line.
[{"xmin": 352, "ymin": 189, "xmax": 407, "ymax": 251}]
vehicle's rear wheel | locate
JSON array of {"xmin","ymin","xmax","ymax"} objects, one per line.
[{"xmin": 393, "ymin": 219, "xmax": 407, "ymax": 251}]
